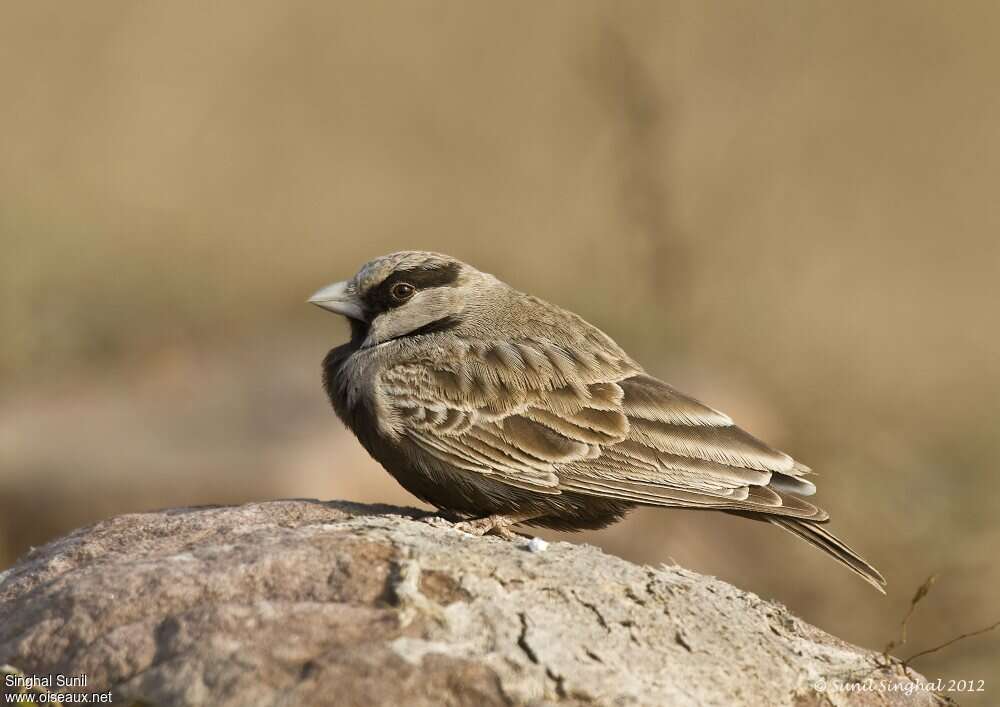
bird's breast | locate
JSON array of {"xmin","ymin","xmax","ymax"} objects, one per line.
[{"xmin": 323, "ymin": 344, "xmax": 400, "ymax": 441}]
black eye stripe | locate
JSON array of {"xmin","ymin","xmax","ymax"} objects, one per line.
[
  {"xmin": 362, "ymin": 262, "xmax": 461, "ymax": 313},
  {"xmin": 387, "ymin": 262, "xmax": 461, "ymax": 290}
]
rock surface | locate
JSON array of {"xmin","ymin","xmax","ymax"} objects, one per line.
[{"xmin": 0, "ymin": 500, "xmax": 935, "ymax": 706}]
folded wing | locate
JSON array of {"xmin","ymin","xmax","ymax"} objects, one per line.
[{"xmin": 380, "ymin": 336, "xmax": 818, "ymax": 518}]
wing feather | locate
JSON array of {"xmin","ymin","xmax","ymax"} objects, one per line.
[
  {"xmin": 628, "ymin": 418, "xmax": 793, "ymax": 472},
  {"xmin": 620, "ymin": 374, "xmax": 732, "ymax": 426}
]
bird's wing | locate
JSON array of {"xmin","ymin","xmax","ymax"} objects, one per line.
[
  {"xmin": 558, "ymin": 373, "xmax": 826, "ymax": 520},
  {"xmin": 381, "ymin": 337, "xmax": 821, "ymax": 519},
  {"xmin": 377, "ymin": 336, "xmax": 640, "ymax": 494}
]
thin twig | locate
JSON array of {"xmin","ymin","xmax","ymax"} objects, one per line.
[
  {"xmin": 904, "ymin": 619, "xmax": 1000, "ymax": 664},
  {"xmin": 882, "ymin": 573, "xmax": 937, "ymax": 662}
]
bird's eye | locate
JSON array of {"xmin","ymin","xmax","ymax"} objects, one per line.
[{"xmin": 390, "ymin": 282, "xmax": 416, "ymax": 302}]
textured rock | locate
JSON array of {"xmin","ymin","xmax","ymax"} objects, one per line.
[{"xmin": 0, "ymin": 500, "xmax": 934, "ymax": 706}]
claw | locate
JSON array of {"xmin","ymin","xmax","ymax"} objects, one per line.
[{"xmin": 452, "ymin": 514, "xmax": 524, "ymax": 541}]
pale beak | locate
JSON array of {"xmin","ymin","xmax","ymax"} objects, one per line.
[{"xmin": 308, "ymin": 280, "xmax": 367, "ymax": 321}]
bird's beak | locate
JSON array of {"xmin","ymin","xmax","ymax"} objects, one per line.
[{"xmin": 308, "ymin": 280, "xmax": 367, "ymax": 321}]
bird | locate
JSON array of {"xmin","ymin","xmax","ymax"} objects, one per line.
[{"xmin": 309, "ymin": 251, "xmax": 885, "ymax": 592}]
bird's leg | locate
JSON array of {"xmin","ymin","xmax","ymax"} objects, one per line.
[{"xmin": 452, "ymin": 512, "xmax": 540, "ymax": 541}]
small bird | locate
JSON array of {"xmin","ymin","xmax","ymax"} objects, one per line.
[{"xmin": 310, "ymin": 251, "xmax": 885, "ymax": 592}]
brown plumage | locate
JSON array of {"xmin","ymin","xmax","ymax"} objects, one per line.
[{"xmin": 310, "ymin": 251, "xmax": 886, "ymax": 592}]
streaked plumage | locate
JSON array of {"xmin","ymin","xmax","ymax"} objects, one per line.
[{"xmin": 310, "ymin": 251, "xmax": 885, "ymax": 592}]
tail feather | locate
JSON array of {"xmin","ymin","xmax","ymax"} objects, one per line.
[{"xmin": 768, "ymin": 517, "xmax": 886, "ymax": 594}]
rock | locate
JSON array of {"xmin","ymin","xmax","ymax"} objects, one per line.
[{"xmin": 0, "ymin": 500, "xmax": 935, "ymax": 706}]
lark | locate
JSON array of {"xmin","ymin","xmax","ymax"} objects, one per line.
[{"xmin": 310, "ymin": 251, "xmax": 885, "ymax": 592}]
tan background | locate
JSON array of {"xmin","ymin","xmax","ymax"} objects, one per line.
[{"xmin": 2, "ymin": 1, "xmax": 997, "ymax": 697}]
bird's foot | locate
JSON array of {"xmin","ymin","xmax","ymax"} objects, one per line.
[{"xmin": 452, "ymin": 513, "xmax": 528, "ymax": 541}]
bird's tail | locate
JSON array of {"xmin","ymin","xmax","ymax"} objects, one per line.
[{"xmin": 768, "ymin": 518, "xmax": 886, "ymax": 594}]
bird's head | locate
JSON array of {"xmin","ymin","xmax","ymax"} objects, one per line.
[{"xmin": 309, "ymin": 251, "xmax": 493, "ymax": 348}]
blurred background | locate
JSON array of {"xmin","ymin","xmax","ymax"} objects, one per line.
[{"xmin": 2, "ymin": 0, "xmax": 997, "ymax": 696}]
